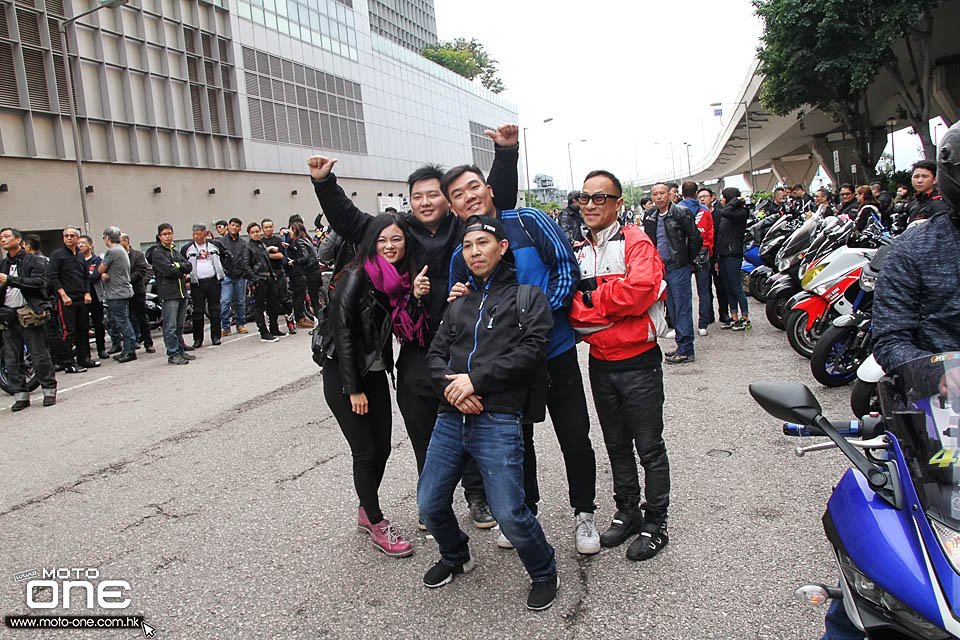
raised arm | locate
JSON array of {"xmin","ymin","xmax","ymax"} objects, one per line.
[
  {"xmin": 308, "ymin": 156, "xmax": 373, "ymax": 245},
  {"xmin": 485, "ymin": 124, "xmax": 520, "ymax": 212}
]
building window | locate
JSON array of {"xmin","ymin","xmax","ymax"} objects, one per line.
[{"xmin": 469, "ymin": 121, "xmax": 495, "ymax": 173}]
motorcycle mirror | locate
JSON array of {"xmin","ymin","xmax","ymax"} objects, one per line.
[{"xmin": 749, "ymin": 383, "xmax": 823, "ymax": 426}]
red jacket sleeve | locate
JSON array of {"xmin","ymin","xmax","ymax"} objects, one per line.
[{"xmin": 695, "ymin": 208, "xmax": 715, "ymax": 256}]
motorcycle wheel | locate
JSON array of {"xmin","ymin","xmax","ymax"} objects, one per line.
[
  {"xmin": 765, "ymin": 290, "xmax": 791, "ymax": 330},
  {"xmin": 786, "ymin": 310, "xmax": 820, "ymax": 359},
  {"xmin": 810, "ymin": 323, "xmax": 861, "ymax": 387},
  {"xmin": 748, "ymin": 270, "xmax": 768, "ymax": 302},
  {"xmin": 850, "ymin": 379, "xmax": 880, "ymax": 418},
  {"xmin": 0, "ymin": 346, "xmax": 40, "ymax": 395}
]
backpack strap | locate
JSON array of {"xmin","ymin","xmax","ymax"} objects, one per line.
[{"xmin": 516, "ymin": 284, "xmax": 536, "ymax": 332}]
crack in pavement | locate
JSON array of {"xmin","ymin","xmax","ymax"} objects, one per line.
[
  {"xmin": 561, "ymin": 554, "xmax": 591, "ymax": 628},
  {"xmin": 121, "ymin": 500, "xmax": 199, "ymax": 532},
  {"xmin": 0, "ymin": 374, "xmax": 317, "ymax": 520},
  {"xmin": 275, "ymin": 453, "xmax": 341, "ymax": 487}
]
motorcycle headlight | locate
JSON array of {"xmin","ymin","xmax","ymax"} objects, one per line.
[
  {"xmin": 838, "ymin": 551, "xmax": 948, "ymax": 639},
  {"xmin": 777, "ymin": 255, "xmax": 795, "ymax": 272},
  {"xmin": 801, "ymin": 264, "xmax": 826, "ymax": 289},
  {"xmin": 859, "ymin": 274, "xmax": 877, "ymax": 292}
]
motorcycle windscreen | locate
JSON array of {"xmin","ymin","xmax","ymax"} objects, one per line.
[{"xmin": 884, "ymin": 352, "xmax": 960, "ymax": 529}]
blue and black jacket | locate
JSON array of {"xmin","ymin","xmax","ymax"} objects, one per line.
[{"xmin": 449, "ymin": 207, "xmax": 579, "ymax": 359}]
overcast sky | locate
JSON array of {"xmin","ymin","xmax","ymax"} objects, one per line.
[{"xmin": 433, "ymin": 0, "xmax": 932, "ymax": 193}]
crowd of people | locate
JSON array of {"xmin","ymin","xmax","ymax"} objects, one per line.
[
  {"xmin": 0, "ymin": 213, "xmax": 333, "ymax": 408},
  {"xmin": 3, "ymin": 120, "xmax": 956, "ymax": 615}
]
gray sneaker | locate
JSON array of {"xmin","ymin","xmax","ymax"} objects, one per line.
[
  {"xmin": 469, "ymin": 501, "xmax": 497, "ymax": 529},
  {"xmin": 575, "ymin": 512, "xmax": 601, "ymax": 555}
]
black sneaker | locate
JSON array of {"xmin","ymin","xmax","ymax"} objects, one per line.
[
  {"xmin": 731, "ymin": 318, "xmax": 752, "ymax": 332},
  {"xmin": 168, "ymin": 354, "xmax": 189, "ymax": 365},
  {"xmin": 180, "ymin": 351, "xmax": 196, "ymax": 361},
  {"xmin": 720, "ymin": 319, "xmax": 734, "ymax": 330},
  {"xmin": 423, "ymin": 557, "xmax": 475, "ymax": 588},
  {"xmin": 107, "ymin": 344, "xmax": 122, "ymax": 355},
  {"xmin": 469, "ymin": 501, "xmax": 497, "ymax": 529},
  {"xmin": 11, "ymin": 399, "xmax": 30, "ymax": 412},
  {"xmin": 527, "ymin": 574, "xmax": 560, "ymax": 611},
  {"xmin": 600, "ymin": 508, "xmax": 643, "ymax": 548},
  {"xmin": 664, "ymin": 353, "xmax": 695, "ymax": 365},
  {"xmin": 626, "ymin": 521, "xmax": 669, "ymax": 561},
  {"xmin": 260, "ymin": 334, "xmax": 280, "ymax": 343}
]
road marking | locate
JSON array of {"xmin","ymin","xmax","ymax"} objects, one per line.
[
  {"xmin": 207, "ymin": 333, "xmax": 255, "ymax": 348},
  {"xmin": 8, "ymin": 375, "xmax": 114, "ymax": 410}
]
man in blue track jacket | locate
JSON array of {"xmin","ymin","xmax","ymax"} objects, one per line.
[{"xmin": 443, "ymin": 164, "xmax": 601, "ymax": 555}]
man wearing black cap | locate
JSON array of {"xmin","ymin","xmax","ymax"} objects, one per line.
[{"xmin": 419, "ymin": 215, "xmax": 559, "ymax": 611}]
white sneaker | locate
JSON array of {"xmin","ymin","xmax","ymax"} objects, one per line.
[
  {"xmin": 698, "ymin": 327, "xmax": 708, "ymax": 336},
  {"xmin": 575, "ymin": 512, "xmax": 601, "ymax": 555},
  {"xmin": 497, "ymin": 529, "xmax": 514, "ymax": 549},
  {"xmin": 665, "ymin": 329, "xmax": 676, "ymax": 339}
]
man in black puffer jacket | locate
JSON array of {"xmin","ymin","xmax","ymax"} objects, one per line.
[
  {"xmin": 714, "ymin": 187, "xmax": 751, "ymax": 330},
  {"xmin": 419, "ymin": 215, "xmax": 559, "ymax": 611},
  {"xmin": 243, "ymin": 221, "xmax": 283, "ymax": 342}
]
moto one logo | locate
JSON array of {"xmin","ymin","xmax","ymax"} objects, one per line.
[{"xmin": 26, "ymin": 568, "xmax": 131, "ymax": 610}]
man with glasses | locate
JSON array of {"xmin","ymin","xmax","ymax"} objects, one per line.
[
  {"xmin": 152, "ymin": 223, "xmax": 194, "ymax": 365},
  {"xmin": 48, "ymin": 227, "xmax": 96, "ymax": 373},
  {"xmin": 444, "ymin": 163, "xmax": 600, "ymax": 555},
  {"xmin": 836, "ymin": 184, "xmax": 859, "ymax": 221},
  {"xmin": 642, "ymin": 183, "xmax": 702, "ymax": 364},
  {"xmin": 569, "ymin": 169, "xmax": 671, "ymax": 562}
]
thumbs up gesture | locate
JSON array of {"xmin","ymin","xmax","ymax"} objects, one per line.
[{"xmin": 413, "ymin": 265, "xmax": 430, "ymax": 299}]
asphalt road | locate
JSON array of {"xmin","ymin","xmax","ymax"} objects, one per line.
[{"xmin": 0, "ymin": 308, "xmax": 856, "ymax": 639}]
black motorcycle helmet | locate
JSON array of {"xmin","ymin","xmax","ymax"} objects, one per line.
[{"xmin": 938, "ymin": 120, "xmax": 960, "ymax": 211}]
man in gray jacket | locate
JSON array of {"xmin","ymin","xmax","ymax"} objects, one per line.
[{"xmin": 182, "ymin": 223, "xmax": 225, "ymax": 347}]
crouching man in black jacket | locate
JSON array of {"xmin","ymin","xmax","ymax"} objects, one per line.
[
  {"xmin": 418, "ymin": 215, "xmax": 559, "ymax": 611},
  {"xmin": 1, "ymin": 227, "xmax": 57, "ymax": 409}
]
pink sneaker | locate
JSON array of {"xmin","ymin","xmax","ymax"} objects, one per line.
[
  {"xmin": 358, "ymin": 506, "xmax": 374, "ymax": 535},
  {"xmin": 369, "ymin": 519, "xmax": 413, "ymax": 557}
]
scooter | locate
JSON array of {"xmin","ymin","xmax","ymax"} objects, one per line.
[
  {"xmin": 749, "ymin": 214, "xmax": 801, "ymax": 302},
  {"xmin": 750, "ymin": 352, "xmax": 960, "ymax": 639},
  {"xmin": 808, "ymin": 245, "xmax": 889, "ymax": 386},
  {"xmin": 764, "ymin": 216, "xmax": 822, "ymax": 330}
]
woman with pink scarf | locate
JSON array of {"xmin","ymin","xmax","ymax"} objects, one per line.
[{"xmin": 324, "ymin": 213, "xmax": 429, "ymax": 557}]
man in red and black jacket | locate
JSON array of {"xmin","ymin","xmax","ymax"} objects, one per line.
[
  {"xmin": 900, "ymin": 159, "xmax": 952, "ymax": 228},
  {"xmin": 678, "ymin": 180, "xmax": 715, "ymax": 334},
  {"xmin": 569, "ymin": 169, "xmax": 671, "ymax": 563}
]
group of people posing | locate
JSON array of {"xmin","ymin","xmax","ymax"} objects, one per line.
[{"xmin": 306, "ymin": 123, "xmax": 710, "ymax": 612}]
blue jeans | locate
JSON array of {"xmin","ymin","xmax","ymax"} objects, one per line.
[
  {"xmin": 161, "ymin": 298, "xmax": 187, "ymax": 357},
  {"xmin": 719, "ymin": 256, "xmax": 749, "ymax": 316},
  {"xmin": 106, "ymin": 298, "xmax": 137, "ymax": 355},
  {"xmin": 820, "ymin": 597, "xmax": 864, "ymax": 640},
  {"xmin": 694, "ymin": 265, "xmax": 714, "ymax": 329},
  {"xmin": 418, "ymin": 411, "xmax": 556, "ymax": 582},
  {"xmin": 664, "ymin": 263, "xmax": 695, "ymax": 356},
  {"xmin": 220, "ymin": 275, "xmax": 246, "ymax": 328}
]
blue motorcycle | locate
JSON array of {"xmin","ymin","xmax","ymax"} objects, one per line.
[{"xmin": 751, "ymin": 352, "xmax": 960, "ymax": 639}]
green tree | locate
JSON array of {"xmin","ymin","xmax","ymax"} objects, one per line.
[
  {"xmin": 421, "ymin": 38, "xmax": 505, "ymax": 93},
  {"xmin": 620, "ymin": 182, "xmax": 648, "ymax": 210},
  {"xmin": 524, "ymin": 191, "xmax": 560, "ymax": 213},
  {"xmin": 754, "ymin": 0, "xmax": 943, "ymax": 181}
]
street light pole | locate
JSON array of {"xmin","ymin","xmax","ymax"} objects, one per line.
[
  {"xmin": 522, "ymin": 117, "xmax": 553, "ymax": 196},
  {"xmin": 59, "ymin": 0, "xmax": 129, "ymax": 236},
  {"xmin": 684, "ymin": 142, "xmax": 692, "ymax": 177},
  {"xmin": 886, "ymin": 117, "xmax": 898, "ymax": 170},
  {"xmin": 567, "ymin": 139, "xmax": 586, "ymax": 191}
]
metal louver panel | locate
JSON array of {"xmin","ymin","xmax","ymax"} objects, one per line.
[
  {"xmin": 0, "ymin": 9, "xmax": 10, "ymax": 38},
  {"xmin": 281, "ymin": 58, "xmax": 293, "ymax": 81},
  {"xmin": 217, "ymin": 37, "xmax": 227, "ymax": 62},
  {"xmin": 261, "ymin": 97, "xmax": 276, "ymax": 140},
  {"xmin": 224, "ymin": 92, "xmax": 236, "ymax": 135},
  {"xmin": 190, "ymin": 83, "xmax": 205, "ymax": 131},
  {"xmin": 268, "ymin": 55, "xmax": 281, "ymax": 77},
  {"xmin": 52, "ymin": 53, "xmax": 74, "ymax": 113},
  {"xmin": 48, "ymin": 18, "xmax": 61, "ymax": 51},
  {"xmin": 186, "ymin": 56, "xmax": 198, "ymax": 82},
  {"xmin": 44, "ymin": 0, "xmax": 65, "ymax": 17},
  {"xmin": 17, "ymin": 9, "xmax": 42, "ymax": 46},
  {"xmin": 298, "ymin": 108, "xmax": 310, "ymax": 148},
  {"xmin": 286, "ymin": 104, "xmax": 298, "ymax": 144},
  {"xmin": 255, "ymin": 50, "xmax": 268, "ymax": 73},
  {"xmin": 221, "ymin": 67, "xmax": 231, "ymax": 90},
  {"xmin": 183, "ymin": 27, "xmax": 196, "ymax": 54},
  {"xmin": 274, "ymin": 102, "xmax": 287, "ymax": 142},
  {"xmin": 207, "ymin": 87, "xmax": 220, "ymax": 133},
  {"xmin": 201, "ymin": 32, "xmax": 212, "ymax": 58},
  {"xmin": 22, "ymin": 47, "xmax": 50, "ymax": 110},
  {"xmin": 258, "ymin": 75, "xmax": 271, "ymax": 99},
  {"xmin": 242, "ymin": 46, "xmax": 256, "ymax": 70},
  {"xmin": 0, "ymin": 44, "xmax": 19, "ymax": 107},
  {"xmin": 247, "ymin": 96, "xmax": 262, "ymax": 138},
  {"xmin": 293, "ymin": 63, "xmax": 304, "ymax": 84},
  {"xmin": 203, "ymin": 59, "xmax": 214, "ymax": 84}
]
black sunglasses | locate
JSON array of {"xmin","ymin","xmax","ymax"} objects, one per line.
[{"xmin": 576, "ymin": 192, "xmax": 621, "ymax": 205}]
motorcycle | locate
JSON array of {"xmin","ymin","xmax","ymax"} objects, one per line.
[
  {"xmin": 808, "ymin": 245, "xmax": 890, "ymax": 387},
  {"xmin": 749, "ymin": 213, "xmax": 801, "ymax": 302},
  {"xmin": 751, "ymin": 352, "xmax": 960, "ymax": 639},
  {"xmin": 0, "ymin": 328, "xmax": 39, "ymax": 395},
  {"xmin": 764, "ymin": 215, "xmax": 822, "ymax": 329}
]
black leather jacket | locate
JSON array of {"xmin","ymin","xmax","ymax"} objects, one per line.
[
  {"xmin": 328, "ymin": 264, "xmax": 410, "ymax": 394},
  {"xmin": 242, "ymin": 240, "xmax": 274, "ymax": 283},
  {"xmin": 151, "ymin": 243, "xmax": 191, "ymax": 301},
  {"xmin": 558, "ymin": 205, "xmax": 584, "ymax": 245},
  {"xmin": 641, "ymin": 202, "xmax": 703, "ymax": 268},
  {"xmin": 903, "ymin": 189, "xmax": 952, "ymax": 226},
  {"xmin": 287, "ymin": 237, "xmax": 321, "ymax": 276},
  {"xmin": 0, "ymin": 250, "xmax": 51, "ymax": 314}
]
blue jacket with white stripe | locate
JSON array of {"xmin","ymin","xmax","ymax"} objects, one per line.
[{"xmin": 449, "ymin": 207, "xmax": 579, "ymax": 359}]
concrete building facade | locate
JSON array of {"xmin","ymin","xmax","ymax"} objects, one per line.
[{"xmin": 0, "ymin": 0, "xmax": 515, "ymax": 249}]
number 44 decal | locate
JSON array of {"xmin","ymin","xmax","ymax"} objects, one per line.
[{"xmin": 930, "ymin": 448, "xmax": 960, "ymax": 468}]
